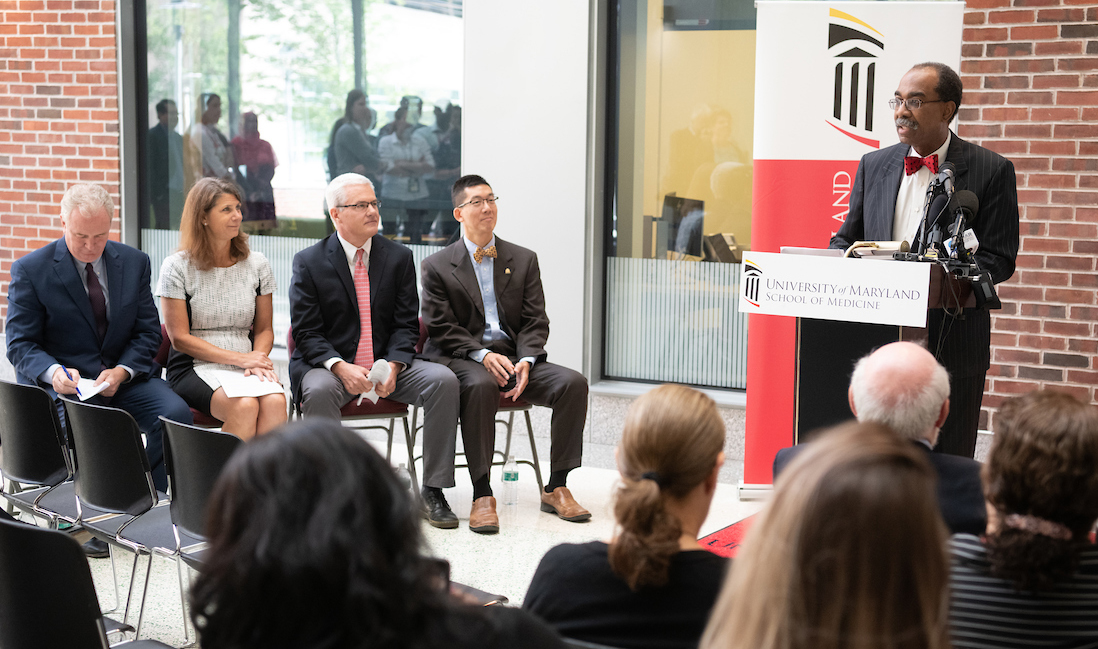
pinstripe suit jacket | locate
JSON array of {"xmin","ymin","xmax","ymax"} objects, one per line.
[{"xmin": 831, "ymin": 133, "xmax": 1020, "ymax": 376}]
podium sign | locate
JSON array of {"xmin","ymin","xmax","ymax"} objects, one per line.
[{"xmin": 739, "ymin": 251, "xmax": 931, "ymax": 327}]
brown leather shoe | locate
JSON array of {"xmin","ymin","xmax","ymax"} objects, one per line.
[
  {"xmin": 540, "ymin": 486, "xmax": 592, "ymax": 522},
  {"xmin": 469, "ymin": 496, "xmax": 499, "ymax": 534}
]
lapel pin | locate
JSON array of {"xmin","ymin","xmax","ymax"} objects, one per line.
[{"xmin": 505, "ymin": 268, "xmax": 511, "ymax": 275}]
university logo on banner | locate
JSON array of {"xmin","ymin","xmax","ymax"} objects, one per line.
[{"xmin": 827, "ymin": 9, "xmax": 884, "ymax": 149}]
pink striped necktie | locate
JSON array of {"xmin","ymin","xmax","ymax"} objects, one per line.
[{"xmin": 352, "ymin": 248, "xmax": 374, "ymax": 366}]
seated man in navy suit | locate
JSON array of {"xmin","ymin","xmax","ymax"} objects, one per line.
[
  {"xmin": 774, "ymin": 341, "xmax": 986, "ymax": 536},
  {"xmin": 5, "ymin": 184, "xmax": 192, "ymax": 503}
]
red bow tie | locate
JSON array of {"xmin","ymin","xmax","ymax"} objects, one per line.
[{"xmin": 904, "ymin": 154, "xmax": 939, "ymax": 175}]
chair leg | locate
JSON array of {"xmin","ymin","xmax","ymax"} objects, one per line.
[
  {"xmin": 176, "ymin": 555, "xmax": 190, "ymax": 645},
  {"xmin": 525, "ymin": 410, "xmax": 544, "ymax": 491},
  {"xmin": 122, "ymin": 551, "xmax": 140, "ymax": 626},
  {"xmin": 502, "ymin": 411, "xmax": 516, "ymax": 461},
  {"xmin": 102, "ymin": 543, "xmax": 124, "ymax": 615},
  {"xmin": 134, "ymin": 553, "xmax": 154, "ymax": 640},
  {"xmin": 385, "ymin": 418, "xmax": 395, "ymax": 463},
  {"xmin": 402, "ymin": 417, "xmax": 420, "ymax": 499}
]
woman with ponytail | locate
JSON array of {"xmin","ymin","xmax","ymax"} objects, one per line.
[
  {"xmin": 523, "ymin": 384, "xmax": 728, "ymax": 649},
  {"xmin": 950, "ymin": 390, "xmax": 1098, "ymax": 648}
]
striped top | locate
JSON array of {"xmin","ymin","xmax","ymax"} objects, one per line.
[{"xmin": 949, "ymin": 533, "xmax": 1098, "ymax": 649}]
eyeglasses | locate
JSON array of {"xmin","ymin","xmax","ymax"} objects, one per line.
[
  {"xmin": 888, "ymin": 97, "xmax": 945, "ymax": 111},
  {"xmin": 337, "ymin": 201, "xmax": 380, "ymax": 212},
  {"xmin": 456, "ymin": 196, "xmax": 499, "ymax": 209}
]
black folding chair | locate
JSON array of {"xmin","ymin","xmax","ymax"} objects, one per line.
[
  {"xmin": 0, "ymin": 379, "xmax": 79, "ymax": 527},
  {"xmin": 0, "ymin": 517, "xmax": 172, "ymax": 649},
  {"xmin": 160, "ymin": 417, "xmax": 242, "ymax": 570},
  {"xmin": 63, "ymin": 398, "xmax": 198, "ymax": 641}
]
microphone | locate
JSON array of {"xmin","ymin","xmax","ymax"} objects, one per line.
[
  {"xmin": 946, "ymin": 190, "xmax": 979, "ymax": 260},
  {"xmin": 930, "ymin": 161, "xmax": 956, "ymax": 197},
  {"xmin": 919, "ymin": 190, "xmax": 951, "ymax": 257}
]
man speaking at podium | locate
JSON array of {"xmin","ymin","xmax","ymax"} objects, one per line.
[{"xmin": 831, "ymin": 62, "xmax": 1019, "ymax": 458}]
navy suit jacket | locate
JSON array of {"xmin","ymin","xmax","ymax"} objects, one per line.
[
  {"xmin": 6, "ymin": 239, "xmax": 162, "ymax": 387},
  {"xmin": 288, "ymin": 233, "xmax": 419, "ymax": 404},
  {"xmin": 830, "ymin": 133, "xmax": 1019, "ymax": 377},
  {"xmin": 773, "ymin": 439, "xmax": 987, "ymax": 536}
]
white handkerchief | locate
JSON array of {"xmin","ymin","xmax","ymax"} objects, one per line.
[{"xmin": 358, "ymin": 359, "xmax": 391, "ymax": 405}]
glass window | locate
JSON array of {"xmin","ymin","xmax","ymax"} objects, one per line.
[
  {"xmin": 141, "ymin": 0, "xmax": 463, "ymax": 342},
  {"xmin": 604, "ymin": 0, "xmax": 755, "ymax": 390}
]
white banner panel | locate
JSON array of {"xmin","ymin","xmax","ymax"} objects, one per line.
[
  {"xmin": 740, "ymin": 251, "xmax": 931, "ymax": 327},
  {"xmin": 754, "ymin": 1, "xmax": 964, "ymax": 161}
]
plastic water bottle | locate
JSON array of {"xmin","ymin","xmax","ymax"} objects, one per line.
[
  {"xmin": 395, "ymin": 463, "xmax": 413, "ymax": 492},
  {"xmin": 502, "ymin": 455, "xmax": 519, "ymax": 505}
]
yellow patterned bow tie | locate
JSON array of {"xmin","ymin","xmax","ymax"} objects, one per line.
[{"xmin": 473, "ymin": 245, "xmax": 497, "ymax": 264}]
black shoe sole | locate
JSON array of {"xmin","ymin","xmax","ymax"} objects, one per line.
[
  {"xmin": 82, "ymin": 540, "xmax": 110, "ymax": 559},
  {"xmin": 540, "ymin": 502, "xmax": 592, "ymax": 522},
  {"xmin": 469, "ymin": 522, "xmax": 499, "ymax": 534},
  {"xmin": 426, "ymin": 516, "xmax": 459, "ymax": 529}
]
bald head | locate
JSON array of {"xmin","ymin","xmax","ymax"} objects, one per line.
[{"xmin": 848, "ymin": 342, "xmax": 950, "ymax": 445}]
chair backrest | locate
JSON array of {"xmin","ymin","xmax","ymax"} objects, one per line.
[
  {"xmin": 0, "ymin": 380, "xmax": 71, "ymax": 487},
  {"xmin": 62, "ymin": 398, "xmax": 157, "ymax": 517},
  {"xmin": 416, "ymin": 317, "xmax": 428, "ymax": 354},
  {"xmin": 155, "ymin": 323, "xmax": 171, "ymax": 367},
  {"xmin": 0, "ymin": 518, "xmax": 109, "ymax": 649},
  {"xmin": 562, "ymin": 639, "xmax": 624, "ymax": 649},
  {"xmin": 162, "ymin": 417, "xmax": 242, "ymax": 539}
]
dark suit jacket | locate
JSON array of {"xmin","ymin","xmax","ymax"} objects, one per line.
[
  {"xmin": 773, "ymin": 440, "xmax": 987, "ymax": 536},
  {"xmin": 830, "ymin": 133, "xmax": 1019, "ymax": 377},
  {"xmin": 419, "ymin": 237, "xmax": 549, "ymax": 365},
  {"xmin": 5, "ymin": 239, "xmax": 162, "ymax": 387},
  {"xmin": 288, "ymin": 233, "xmax": 419, "ymax": 403}
]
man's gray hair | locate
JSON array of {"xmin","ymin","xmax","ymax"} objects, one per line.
[
  {"xmin": 849, "ymin": 351, "xmax": 950, "ymax": 442},
  {"xmin": 325, "ymin": 173, "xmax": 375, "ymax": 214},
  {"xmin": 60, "ymin": 184, "xmax": 114, "ymax": 221}
]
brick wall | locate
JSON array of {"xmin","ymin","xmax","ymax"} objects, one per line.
[
  {"xmin": 0, "ymin": 0, "xmax": 122, "ymax": 330},
  {"xmin": 960, "ymin": 0, "xmax": 1098, "ymax": 428}
]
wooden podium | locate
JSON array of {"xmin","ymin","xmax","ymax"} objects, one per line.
[{"xmin": 793, "ymin": 262, "xmax": 976, "ymax": 443}]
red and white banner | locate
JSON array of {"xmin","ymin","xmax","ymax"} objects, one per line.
[{"xmin": 743, "ymin": 1, "xmax": 964, "ymax": 490}]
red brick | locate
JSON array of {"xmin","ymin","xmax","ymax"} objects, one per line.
[
  {"xmin": 1060, "ymin": 59, "xmax": 1098, "ymax": 73},
  {"xmin": 1019, "ymin": 334, "xmax": 1069, "ymax": 350},
  {"xmin": 1011, "ymin": 25, "xmax": 1059, "ymax": 39},
  {"xmin": 1086, "ymin": 75, "xmax": 1098, "ymax": 88},
  {"xmin": 988, "ymin": 9, "xmax": 1035, "ymax": 22},
  {"xmin": 1014, "ymin": 254, "xmax": 1045, "ymax": 269},
  {"xmin": 1044, "ymin": 384, "xmax": 1093, "ymax": 402},
  {"xmin": 1012, "ymin": 157, "xmax": 1051, "ymax": 172},
  {"xmin": 1081, "ymin": 143, "xmax": 1098, "ymax": 156},
  {"xmin": 1072, "ymin": 273, "xmax": 1098, "ymax": 288},
  {"xmin": 966, "ymin": 26, "xmax": 1011, "ymax": 40},
  {"xmin": 1050, "ymin": 190, "xmax": 1098, "ymax": 205},
  {"xmin": 1047, "ymin": 288, "xmax": 1096, "ymax": 303},
  {"xmin": 994, "ymin": 348, "xmax": 1041, "ymax": 363},
  {"xmin": 965, "ymin": 11, "xmax": 986, "ymax": 25},
  {"xmin": 1009, "ymin": 58, "xmax": 1056, "ymax": 73},
  {"xmin": 983, "ymin": 139, "xmax": 1028, "ymax": 155},
  {"xmin": 1081, "ymin": 177, "xmax": 1098, "ymax": 189},
  {"xmin": 963, "ymin": 59, "xmax": 1007, "ymax": 74},
  {"xmin": 1030, "ymin": 141, "xmax": 1077, "ymax": 157},
  {"xmin": 1040, "ymin": 320, "xmax": 1093, "ymax": 338},
  {"xmin": 991, "ymin": 379, "xmax": 1042, "ymax": 394},
  {"xmin": 966, "ymin": 0, "xmax": 1009, "ymax": 7},
  {"xmin": 1036, "ymin": 41, "xmax": 1083, "ymax": 55},
  {"xmin": 995, "ymin": 317, "xmax": 1043, "ymax": 333},
  {"xmin": 1034, "ymin": 74, "xmax": 1082, "ymax": 89},
  {"xmin": 1052, "ymin": 158, "xmax": 1098, "ymax": 172},
  {"xmin": 1021, "ymin": 237, "xmax": 1070, "ymax": 252},
  {"xmin": 1068, "ymin": 338, "xmax": 1098, "ymax": 354},
  {"xmin": 1007, "ymin": 90, "xmax": 1057, "ymax": 105},
  {"xmin": 1066, "ymin": 370, "xmax": 1098, "ymax": 384},
  {"xmin": 1037, "ymin": 7, "xmax": 1086, "ymax": 21},
  {"xmin": 1030, "ymin": 174, "xmax": 1078, "ymax": 189}
]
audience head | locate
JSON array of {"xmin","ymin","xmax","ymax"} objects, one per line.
[
  {"xmin": 326, "ymin": 173, "xmax": 379, "ymax": 248},
  {"xmin": 190, "ymin": 419, "xmax": 446, "ymax": 648},
  {"xmin": 199, "ymin": 92, "xmax": 221, "ymax": 125},
  {"xmin": 451, "ymin": 174, "xmax": 491, "ymax": 208},
  {"xmin": 60, "ymin": 183, "xmax": 114, "ymax": 264},
  {"xmin": 702, "ymin": 421, "xmax": 950, "ymax": 649},
  {"xmin": 848, "ymin": 341, "xmax": 950, "ymax": 446},
  {"xmin": 156, "ymin": 98, "xmax": 178, "ymax": 129},
  {"xmin": 450, "ymin": 174, "xmax": 496, "ymax": 245},
  {"xmin": 343, "ymin": 88, "xmax": 367, "ymax": 124},
  {"xmin": 983, "ymin": 390, "xmax": 1098, "ymax": 592},
  {"xmin": 610, "ymin": 384, "xmax": 725, "ymax": 591},
  {"xmin": 179, "ymin": 177, "xmax": 248, "ymax": 270},
  {"xmin": 241, "ymin": 111, "xmax": 259, "ymax": 136}
]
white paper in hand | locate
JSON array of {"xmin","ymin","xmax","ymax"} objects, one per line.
[
  {"xmin": 77, "ymin": 378, "xmax": 110, "ymax": 401},
  {"xmin": 358, "ymin": 359, "xmax": 391, "ymax": 405}
]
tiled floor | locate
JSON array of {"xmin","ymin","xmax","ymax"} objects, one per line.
[{"xmin": 78, "ymin": 436, "xmax": 764, "ymax": 647}]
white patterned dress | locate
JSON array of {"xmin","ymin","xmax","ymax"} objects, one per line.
[{"xmin": 156, "ymin": 250, "xmax": 276, "ymax": 391}]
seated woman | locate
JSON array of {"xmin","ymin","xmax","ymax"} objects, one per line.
[
  {"xmin": 950, "ymin": 390, "xmax": 1098, "ymax": 648},
  {"xmin": 189, "ymin": 419, "xmax": 564, "ymax": 649},
  {"xmin": 523, "ymin": 384, "xmax": 729, "ymax": 649},
  {"xmin": 701, "ymin": 422, "xmax": 950, "ymax": 649},
  {"xmin": 157, "ymin": 177, "xmax": 286, "ymax": 439}
]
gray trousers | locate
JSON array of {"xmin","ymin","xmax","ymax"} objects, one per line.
[
  {"xmin": 446, "ymin": 358, "xmax": 587, "ymax": 484},
  {"xmin": 299, "ymin": 359, "xmax": 460, "ymax": 488}
]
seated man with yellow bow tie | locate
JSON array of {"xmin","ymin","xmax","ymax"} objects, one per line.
[{"xmin": 420, "ymin": 174, "xmax": 591, "ymax": 534}]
